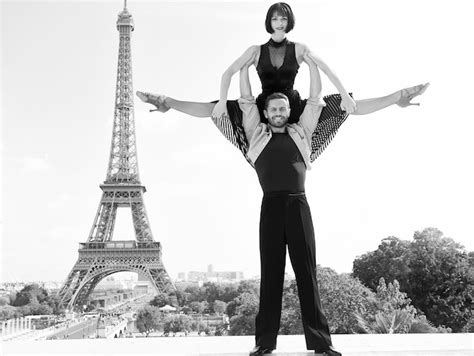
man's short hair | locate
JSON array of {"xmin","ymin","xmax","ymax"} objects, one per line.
[
  {"xmin": 265, "ymin": 2, "xmax": 295, "ymax": 34},
  {"xmin": 264, "ymin": 92, "xmax": 290, "ymax": 110}
]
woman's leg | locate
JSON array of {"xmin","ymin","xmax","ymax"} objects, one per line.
[
  {"xmin": 352, "ymin": 92, "xmax": 399, "ymax": 115},
  {"xmin": 163, "ymin": 97, "xmax": 215, "ymax": 118},
  {"xmin": 352, "ymin": 83, "xmax": 429, "ymax": 115},
  {"xmin": 136, "ymin": 91, "xmax": 215, "ymax": 118}
]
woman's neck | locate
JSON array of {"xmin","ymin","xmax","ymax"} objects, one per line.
[{"xmin": 271, "ymin": 33, "xmax": 287, "ymax": 43}]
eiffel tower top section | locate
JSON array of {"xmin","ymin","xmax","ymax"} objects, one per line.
[
  {"xmin": 105, "ymin": 0, "xmax": 139, "ymax": 185},
  {"xmin": 117, "ymin": 0, "xmax": 134, "ymax": 30}
]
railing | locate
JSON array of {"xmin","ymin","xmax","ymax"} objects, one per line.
[{"xmin": 79, "ymin": 241, "xmax": 161, "ymax": 250}]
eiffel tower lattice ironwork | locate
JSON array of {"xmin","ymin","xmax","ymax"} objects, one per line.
[{"xmin": 58, "ymin": 2, "xmax": 173, "ymax": 310}]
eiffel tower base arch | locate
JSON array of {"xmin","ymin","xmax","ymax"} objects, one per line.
[{"xmin": 58, "ymin": 241, "xmax": 174, "ymax": 310}]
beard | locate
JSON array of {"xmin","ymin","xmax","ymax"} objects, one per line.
[{"xmin": 268, "ymin": 115, "xmax": 288, "ymax": 128}]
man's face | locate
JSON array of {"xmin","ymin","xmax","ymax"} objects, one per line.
[{"xmin": 264, "ymin": 98, "xmax": 290, "ymax": 128}]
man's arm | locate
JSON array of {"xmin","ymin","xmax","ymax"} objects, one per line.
[
  {"xmin": 299, "ymin": 43, "xmax": 356, "ymax": 114},
  {"xmin": 239, "ymin": 63, "xmax": 260, "ymax": 142},
  {"xmin": 240, "ymin": 63, "xmax": 252, "ymax": 98},
  {"xmin": 299, "ymin": 54, "xmax": 325, "ymax": 134}
]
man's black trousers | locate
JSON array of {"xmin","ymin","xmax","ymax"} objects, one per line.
[{"xmin": 255, "ymin": 192, "xmax": 332, "ymax": 351}]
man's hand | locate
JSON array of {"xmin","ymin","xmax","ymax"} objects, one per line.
[
  {"xmin": 212, "ymin": 100, "xmax": 228, "ymax": 119},
  {"xmin": 340, "ymin": 94, "xmax": 357, "ymax": 114}
]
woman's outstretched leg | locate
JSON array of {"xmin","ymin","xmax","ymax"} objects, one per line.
[
  {"xmin": 352, "ymin": 83, "xmax": 429, "ymax": 115},
  {"xmin": 164, "ymin": 97, "xmax": 215, "ymax": 117},
  {"xmin": 136, "ymin": 91, "xmax": 215, "ymax": 118}
]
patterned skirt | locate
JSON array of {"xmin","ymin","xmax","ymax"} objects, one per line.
[{"xmin": 211, "ymin": 93, "xmax": 350, "ymax": 164}]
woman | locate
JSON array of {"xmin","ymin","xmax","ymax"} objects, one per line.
[{"xmin": 137, "ymin": 2, "xmax": 428, "ymax": 162}]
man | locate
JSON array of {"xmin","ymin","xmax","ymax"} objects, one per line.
[
  {"xmin": 237, "ymin": 56, "xmax": 341, "ymax": 356},
  {"xmin": 136, "ymin": 52, "xmax": 428, "ymax": 356}
]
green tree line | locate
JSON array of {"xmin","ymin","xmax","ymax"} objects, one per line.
[
  {"xmin": 135, "ymin": 227, "xmax": 472, "ymax": 335},
  {"xmin": 2, "ymin": 227, "xmax": 471, "ymax": 335}
]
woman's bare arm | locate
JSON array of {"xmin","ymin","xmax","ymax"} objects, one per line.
[{"xmin": 297, "ymin": 43, "xmax": 357, "ymax": 113}]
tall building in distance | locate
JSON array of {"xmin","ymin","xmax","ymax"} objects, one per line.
[{"xmin": 56, "ymin": 1, "xmax": 173, "ymax": 310}]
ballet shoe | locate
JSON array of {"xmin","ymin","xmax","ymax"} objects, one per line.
[
  {"xmin": 397, "ymin": 82, "xmax": 430, "ymax": 107},
  {"xmin": 136, "ymin": 91, "xmax": 170, "ymax": 113}
]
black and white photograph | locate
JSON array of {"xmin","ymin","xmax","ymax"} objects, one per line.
[{"xmin": 1, "ymin": 1, "xmax": 473, "ymax": 355}]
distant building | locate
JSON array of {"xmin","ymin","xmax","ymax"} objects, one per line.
[
  {"xmin": 134, "ymin": 273, "xmax": 153, "ymax": 294},
  {"xmin": 89, "ymin": 289, "xmax": 135, "ymax": 309},
  {"xmin": 181, "ymin": 264, "xmax": 244, "ymax": 284},
  {"xmin": 95, "ymin": 276, "xmax": 135, "ymax": 290}
]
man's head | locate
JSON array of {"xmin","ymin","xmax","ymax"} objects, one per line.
[{"xmin": 264, "ymin": 93, "xmax": 291, "ymax": 128}]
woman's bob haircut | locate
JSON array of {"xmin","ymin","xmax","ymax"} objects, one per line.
[{"xmin": 265, "ymin": 2, "xmax": 295, "ymax": 34}]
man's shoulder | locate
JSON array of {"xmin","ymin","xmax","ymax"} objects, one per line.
[{"xmin": 287, "ymin": 122, "xmax": 305, "ymax": 131}]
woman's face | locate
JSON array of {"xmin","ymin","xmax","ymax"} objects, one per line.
[{"xmin": 270, "ymin": 12, "xmax": 288, "ymax": 33}]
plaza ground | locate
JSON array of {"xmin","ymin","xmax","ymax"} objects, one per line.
[{"xmin": 2, "ymin": 333, "xmax": 473, "ymax": 355}]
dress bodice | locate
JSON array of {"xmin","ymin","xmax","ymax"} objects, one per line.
[{"xmin": 256, "ymin": 38, "xmax": 299, "ymax": 93}]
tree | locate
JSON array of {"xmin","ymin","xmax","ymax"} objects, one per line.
[
  {"xmin": 192, "ymin": 319, "xmax": 208, "ymax": 336},
  {"xmin": 174, "ymin": 286, "xmax": 190, "ymax": 307},
  {"xmin": 237, "ymin": 280, "xmax": 260, "ymax": 295},
  {"xmin": 279, "ymin": 280, "xmax": 303, "ymax": 335},
  {"xmin": 225, "ymin": 281, "xmax": 260, "ymax": 318},
  {"xmin": 189, "ymin": 301, "xmax": 209, "ymax": 314},
  {"xmin": 0, "ymin": 305, "xmax": 19, "ymax": 321},
  {"xmin": 202, "ymin": 282, "xmax": 223, "ymax": 304},
  {"xmin": 189, "ymin": 301, "xmax": 203, "ymax": 314},
  {"xmin": 183, "ymin": 285, "xmax": 206, "ymax": 303},
  {"xmin": 44, "ymin": 294, "xmax": 64, "ymax": 315},
  {"xmin": 9, "ymin": 284, "xmax": 64, "ymax": 316},
  {"xmin": 353, "ymin": 237, "xmax": 411, "ymax": 291},
  {"xmin": 28, "ymin": 302, "xmax": 53, "ymax": 316},
  {"xmin": 0, "ymin": 297, "xmax": 9, "ymax": 306},
  {"xmin": 12, "ymin": 284, "xmax": 49, "ymax": 307},
  {"xmin": 149, "ymin": 292, "xmax": 171, "ymax": 308},
  {"xmin": 318, "ymin": 267, "xmax": 375, "ymax": 334},
  {"xmin": 408, "ymin": 228, "xmax": 471, "ymax": 331},
  {"xmin": 226, "ymin": 299, "xmax": 239, "ymax": 318},
  {"xmin": 163, "ymin": 314, "xmax": 193, "ymax": 336},
  {"xmin": 352, "ymin": 228, "xmax": 472, "ymax": 331},
  {"xmin": 228, "ymin": 292, "xmax": 259, "ymax": 335},
  {"xmin": 213, "ymin": 300, "xmax": 227, "ymax": 315},
  {"xmin": 135, "ymin": 305, "xmax": 161, "ymax": 337}
]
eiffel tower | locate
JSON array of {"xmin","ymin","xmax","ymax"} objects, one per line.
[{"xmin": 58, "ymin": 1, "xmax": 173, "ymax": 310}]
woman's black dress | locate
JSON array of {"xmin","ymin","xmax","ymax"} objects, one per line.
[{"xmin": 211, "ymin": 38, "xmax": 351, "ymax": 163}]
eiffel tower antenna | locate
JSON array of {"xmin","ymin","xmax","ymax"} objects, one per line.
[{"xmin": 58, "ymin": 3, "xmax": 173, "ymax": 310}]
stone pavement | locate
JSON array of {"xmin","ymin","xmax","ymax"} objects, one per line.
[{"xmin": 1, "ymin": 333, "xmax": 473, "ymax": 355}]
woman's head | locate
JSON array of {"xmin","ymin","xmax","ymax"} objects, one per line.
[{"xmin": 265, "ymin": 2, "xmax": 295, "ymax": 34}]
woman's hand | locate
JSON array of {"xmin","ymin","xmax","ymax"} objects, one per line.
[
  {"xmin": 212, "ymin": 100, "xmax": 228, "ymax": 119},
  {"xmin": 341, "ymin": 93, "xmax": 357, "ymax": 114}
]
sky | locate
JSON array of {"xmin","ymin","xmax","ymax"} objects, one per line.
[{"xmin": 1, "ymin": 0, "xmax": 474, "ymax": 284}]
